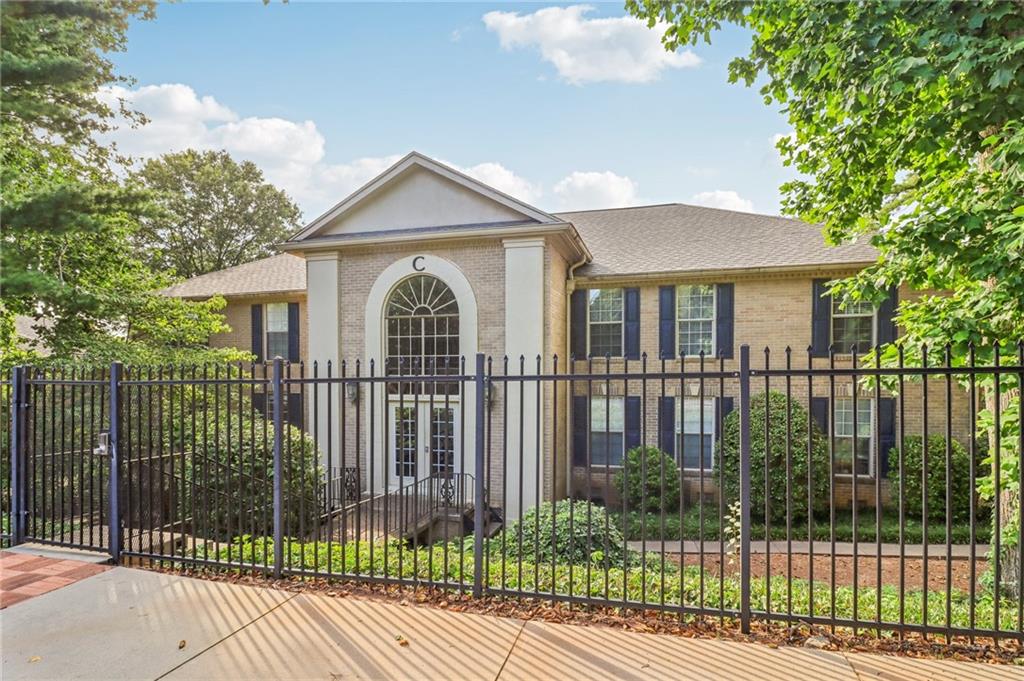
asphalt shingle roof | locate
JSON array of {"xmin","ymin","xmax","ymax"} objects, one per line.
[
  {"xmin": 162, "ymin": 253, "xmax": 305, "ymax": 298},
  {"xmin": 164, "ymin": 204, "xmax": 879, "ymax": 298},
  {"xmin": 555, "ymin": 203, "xmax": 878, "ymax": 278}
]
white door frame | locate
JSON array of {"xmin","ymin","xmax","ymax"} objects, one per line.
[
  {"xmin": 385, "ymin": 397, "xmax": 461, "ymax": 490},
  {"xmin": 365, "ymin": 255, "xmax": 478, "ymax": 495}
]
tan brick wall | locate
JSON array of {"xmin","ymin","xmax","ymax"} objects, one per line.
[
  {"xmin": 209, "ymin": 294, "xmax": 308, "ymax": 364},
  {"xmin": 201, "ymin": 261, "xmax": 976, "ymax": 516},
  {"xmin": 328, "ymin": 239, "xmax": 510, "ymax": 503},
  {"xmin": 565, "ymin": 274, "xmax": 976, "ymax": 510}
]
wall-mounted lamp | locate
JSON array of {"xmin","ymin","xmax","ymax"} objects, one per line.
[
  {"xmin": 346, "ymin": 382, "xmax": 360, "ymax": 403},
  {"xmin": 483, "ymin": 379, "xmax": 494, "ymax": 409}
]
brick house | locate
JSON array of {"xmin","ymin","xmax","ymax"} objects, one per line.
[{"xmin": 166, "ymin": 151, "xmax": 968, "ymax": 517}]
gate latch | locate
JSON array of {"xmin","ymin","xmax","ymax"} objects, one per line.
[{"xmin": 94, "ymin": 431, "xmax": 109, "ymax": 457}]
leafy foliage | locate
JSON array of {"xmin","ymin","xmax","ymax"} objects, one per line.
[
  {"xmin": 716, "ymin": 391, "xmax": 830, "ymax": 524},
  {"xmin": 628, "ymin": 0, "xmax": 1024, "ymax": 586},
  {"xmin": 614, "ymin": 446, "xmax": 681, "ymax": 513},
  {"xmin": 0, "ymin": 1, "xmax": 238, "ymax": 367},
  {"xmin": 887, "ymin": 435, "xmax": 980, "ymax": 524},
  {"xmin": 137, "ymin": 368, "xmax": 323, "ymax": 542},
  {"xmin": 209, "ymin": 535, "xmax": 1022, "ymax": 633},
  {"xmin": 489, "ymin": 500, "xmax": 631, "ymax": 568},
  {"xmin": 131, "ymin": 150, "xmax": 302, "ymax": 279}
]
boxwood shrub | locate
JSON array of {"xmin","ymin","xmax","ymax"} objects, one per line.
[
  {"xmin": 716, "ymin": 390, "xmax": 830, "ymax": 524},
  {"xmin": 614, "ymin": 446, "xmax": 681, "ymax": 513},
  {"xmin": 886, "ymin": 434, "xmax": 977, "ymax": 523},
  {"xmin": 490, "ymin": 499, "xmax": 630, "ymax": 568}
]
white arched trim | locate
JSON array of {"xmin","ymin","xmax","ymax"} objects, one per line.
[
  {"xmin": 364, "ymin": 254, "xmax": 478, "ymax": 365},
  {"xmin": 363, "ymin": 254, "xmax": 479, "ymax": 491}
]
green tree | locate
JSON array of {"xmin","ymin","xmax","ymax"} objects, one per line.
[
  {"xmin": 131, "ymin": 150, "xmax": 302, "ymax": 278},
  {"xmin": 0, "ymin": 1, "xmax": 238, "ymax": 366},
  {"xmin": 627, "ymin": 0, "xmax": 1024, "ymax": 592}
]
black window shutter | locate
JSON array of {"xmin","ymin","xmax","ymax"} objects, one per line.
[
  {"xmin": 810, "ymin": 396, "xmax": 829, "ymax": 434},
  {"xmin": 715, "ymin": 283, "xmax": 734, "ymax": 358},
  {"xmin": 625, "ymin": 396, "xmax": 641, "ymax": 453},
  {"xmin": 252, "ymin": 391, "xmax": 266, "ymax": 416},
  {"xmin": 572, "ymin": 395, "xmax": 588, "ymax": 466},
  {"xmin": 878, "ymin": 397, "xmax": 896, "ymax": 476},
  {"xmin": 570, "ymin": 289, "xmax": 587, "ymax": 359},
  {"xmin": 811, "ymin": 279, "xmax": 832, "ymax": 357},
  {"xmin": 624, "ymin": 288, "xmax": 640, "ymax": 359},
  {"xmin": 658, "ymin": 396, "xmax": 675, "ymax": 457},
  {"xmin": 287, "ymin": 391, "xmax": 303, "ymax": 428},
  {"xmin": 287, "ymin": 302, "xmax": 301, "ymax": 362},
  {"xmin": 876, "ymin": 286, "xmax": 898, "ymax": 346},
  {"xmin": 658, "ymin": 286, "xmax": 676, "ymax": 359},
  {"xmin": 716, "ymin": 396, "xmax": 735, "ymax": 441},
  {"xmin": 251, "ymin": 304, "xmax": 264, "ymax": 362}
]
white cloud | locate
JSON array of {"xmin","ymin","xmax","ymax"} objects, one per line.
[
  {"xmin": 97, "ymin": 82, "xmax": 646, "ymax": 218},
  {"xmin": 690, "ymin": 190, "xmax": 754, "ymax": 213},
  {"xmin": 97, "ymin": 83, "xmax": 408, "ymax": 218},
  {"xmin": 448, "ymin": 161, "xmax": 543, "ymax": 205},
  {"xmin": 482, "ymin": 5, "xmax": 700, "ymax": 85},
  {"xmin": 553, "ymin": 170, "xmax": 639, "ymax": 210}
]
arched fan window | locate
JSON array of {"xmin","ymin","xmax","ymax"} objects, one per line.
[{"xmin": 385, "ymin": 275, "xmax": 460, "ymax": 393}]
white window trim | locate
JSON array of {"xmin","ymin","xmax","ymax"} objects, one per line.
[
  {"xmin": 588, "ymin": 395, "xmax": 626, "ymax": 467},
  {"xmin": 830, "ymin": 301, "xmax": 878, "ymax": 353},
  {"xmin": 586, "ymin": 288, "xmax": 625, "ymax": 358},
  {"xmin": 675, "ymin": 398, "xmax": 717, "ymax": 472},
  {"xmin": 675, "ymin": 284, "xmax": 717, "ymax": 358},
  {"xmin": 832, "ymin": 397, "xmax": 876, "ymax": 478},
  {"xmin": 264, "ymin": 302, "xmax": 289, "ymax": 361}
]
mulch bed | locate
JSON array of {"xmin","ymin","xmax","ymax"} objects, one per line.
[
  {"xmin": 144, "ymin": 563, "xmax": 1023, "ymax": 666},
  {"xmin": 670, "ymin": 552, "xmax": 988, "ymax": 592}
]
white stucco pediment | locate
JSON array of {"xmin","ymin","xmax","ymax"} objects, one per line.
[{"xmin": 290, "ymin": 152, "xmax": 560, "ymax": 241}]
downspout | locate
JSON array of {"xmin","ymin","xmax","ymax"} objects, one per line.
[{"xmin": 564, "ymin": 250, "xmax": 589, "ymax": 501}]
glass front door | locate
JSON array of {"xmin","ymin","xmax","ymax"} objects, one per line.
[{"xmin": 387, "ymin": 401, "xmax": 459, "ymax": 488}]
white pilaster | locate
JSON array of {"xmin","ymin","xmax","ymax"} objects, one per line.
[
  {"xmin": 306, "ymin": 252, "xmax": 341, "ymax": 470},
  {"xmin": 503, "ymin": 237, "xmax": 546, "ymax": 521}
]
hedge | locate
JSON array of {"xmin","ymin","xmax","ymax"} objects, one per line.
[{"xmin": 716, "ymin": 390, "xmax": 830, "ymax": 523}]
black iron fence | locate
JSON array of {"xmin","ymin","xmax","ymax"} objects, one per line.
[{"xmin": 4, "ymin": 344, "xmax": 1023, "ymax": 644}]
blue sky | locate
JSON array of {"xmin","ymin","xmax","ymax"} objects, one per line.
[{"xmin": 105, "ymin": 2, "xmax": 796, "ymax": 220}]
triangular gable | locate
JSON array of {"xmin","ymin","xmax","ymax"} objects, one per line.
[{"xmin": 291, "ymin": 152, "xmax": 560, "ymax": 241}]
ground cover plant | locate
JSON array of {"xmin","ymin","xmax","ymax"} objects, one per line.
[
  {"xmin": 612, "ymin": 506, "xmax": 991, "ymax": 545},
  {"xmin": 201, "ymin": 533, "xmax": 1021, "ymax": 635}
]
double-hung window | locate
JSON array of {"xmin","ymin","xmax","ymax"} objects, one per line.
[
  {"xmin": 587, "ymin": 289, "xmax": 623, "ymax": 358},
  {"xmin": 590, "ymin": 397, "xmax": 624, "ymax": 465},
  {"xmin": 677, "ymin": 285, "xmax": 715, "ymax": 356},
  {"xmin": 265, "ymin": 303, "xmax": 290, "ymax": 359},
  {"xmin": 677, "ymin": 399, "xmax": 716, "ymax": 470},
  {"xmin": 831, "ymin": 299, "xmax": 874, "ymax": 353},
  {"xmin": 834, "ymin": 398, "xmax": 873, "ymax": 475}
]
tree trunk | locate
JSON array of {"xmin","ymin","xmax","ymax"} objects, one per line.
[{"xmin": 988, "ymin": 387, "xmax": 1021, "ymax": 599}]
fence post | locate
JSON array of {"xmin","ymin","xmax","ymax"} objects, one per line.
[
  {"xmin": 9, "ymin": 366, "xmax": 25, "ymax": 545},
  {"xmin": 108, "ymin": 362, "xmax": 123, "ymax": 564},
  {"xmin": 738, "ymin": 344, "xmax": 752, "ymax": 633},
  {"xmin": 272, "ymin": 358, "xmax": 284, "ymax": 579},
  {"xmin": 473, "ymin": 353, "xmax": 486, "ymax": 598}
]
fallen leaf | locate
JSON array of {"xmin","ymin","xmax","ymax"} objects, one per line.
[
  {"xmin": 395, "ymin": 635, "xmax": 409, "ymax": 647},
  {"xmin": 28, "ymin": 656, "xmax": 41, "ymax": 664}
]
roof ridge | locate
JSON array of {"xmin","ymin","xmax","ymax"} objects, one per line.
[{"xmin": 554, "ymin": 202, "xmax": 681, "ymax": 215}]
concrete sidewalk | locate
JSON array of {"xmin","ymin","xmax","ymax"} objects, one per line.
[{"xmin": 0, "ymin": 567, "xmax": 1017, "ymax": 680}]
